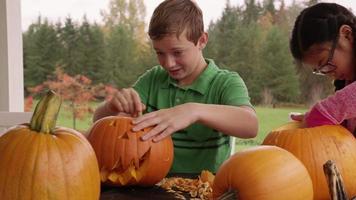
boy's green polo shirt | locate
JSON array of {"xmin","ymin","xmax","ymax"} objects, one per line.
[{"xmin": 133, "ymin": 59, "xmax": 252, "ymax": 174}]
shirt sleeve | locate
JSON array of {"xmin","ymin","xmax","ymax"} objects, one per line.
[
  {"xmin": 220, "ymin": 72, "xmax": 253, "ymax": 108},
  {"xmin": 304, "ymin": 108, "xmax": 334, "ymax": 127},
  {"xmin": 132, "ymin": 68, "xmax": 155, "ymax": 104},
  {"xmin": 305, "ymin": 81, "xmax": 356, "ymax": 126}
]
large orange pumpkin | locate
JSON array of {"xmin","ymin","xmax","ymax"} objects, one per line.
[
  {"xmin": 87, "ymin": 116, "xmax": 174, "ymax": 186},
  {"xmin": 212, "ymin": 145, "xmax": 313, "ymax": 200},
  {"xmin": 0, "ymin": 90, "xmax": 100, "ymax": 200},
  {"xmin": 263, "ymin": 121, "xmax": 356, "ymax": 200}
]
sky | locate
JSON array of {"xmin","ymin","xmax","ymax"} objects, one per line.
[{"xmin": 21, "ymin": 0, "xmax": 356, "ymax": 31}]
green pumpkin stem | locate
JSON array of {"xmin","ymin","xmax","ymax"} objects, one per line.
[{"xmin": 30, "ymin": 90, "xmax": 62, "ymax": 134}]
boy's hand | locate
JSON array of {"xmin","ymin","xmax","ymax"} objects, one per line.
[
  {"xmin": 107, "ymin": 88, "xmax": 146, "ymax": 117},
  {"xmin": 132, "ymin": 103, "xmax": 196, "ymax": 142}
]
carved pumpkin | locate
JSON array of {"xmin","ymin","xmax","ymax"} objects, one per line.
[
  {"xmin": 0, "ymin": 91, "xmax": 100, "ymax": 200},
  {"xmin": 212, "ymin": 145, "xmax": 313, "ymax": 200},
  {"xmin": 87, "ymin": 116, "xmax": 174, "ymax": 186},
  {"xmin": 263, "ymin": 121, "xmax": 356, "ymax": 200}
]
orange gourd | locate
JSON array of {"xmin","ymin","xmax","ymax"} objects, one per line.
[
  {"xmin": 87, "ymin": 116, "xmax": 174, "ymax": 186},
  {"xmin": 263, "ymin": 121, "xmax": 356, "ymax": 200},
  {"xmin": 212, "ymin": 145, "xmax": 313, "ymax": 200},
  {"xmin": 0, "ymin": 90, "xmax": 100, "ymax": 200}
]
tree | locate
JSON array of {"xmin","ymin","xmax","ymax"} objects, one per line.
[
  {"xmin": 23, "ymin": 16, "xmax": 63, "ymax": 88},
  {"xmin": 208, "ymin": 3, "xmax": 243, "ymax": 69},
  {"xmin": 101, "ymin": 0, "xmax": 146, "ymax": 44},
  {"xmin": 274, "ymin": 0, "xmax": 289, "ymax": 33},
  {"xmin": 262, "ymin": 0, "xmax": 276, "ymax": 17},
  {"xmin": 59, "ymin": 17, "xmax": 82, "ymax": 76},
  {"xmin": 77, "ymin": 17, "xmax": 107, "ymax": 83},
  {"xmin": 259, "ymin": 26, "xmax": 300, "ymax": 103},
  {"xmin": 100, "ymin": 0, "xmax": 151, "ymax": 87},
  {"xmin": 285, "ymin": 0, "xmax": 304, "ymax": 30},
  {"xmin": 304, "ymin": 0, "xmax": 320, "ymax": 7},
  {"xmin": 28, "ymin": 68, "xmax": 96, "ymax": 130},
  {"xmin": 243, "ymin": 0, "xmax": 262, "ymax": 24},
  {"xmin": 206, "ymin": 3, "xmax": 264, "ymax": 103},
  {"xmin": 104, "ymin": 25, "xmax": 138, "ymax": 87}
]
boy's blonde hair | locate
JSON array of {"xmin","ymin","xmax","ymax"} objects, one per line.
[{"xmin": 148, "ymin": 0, "xmax": 204, "ymax": 45}]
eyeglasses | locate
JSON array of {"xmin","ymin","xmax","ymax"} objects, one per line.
[{"xmin": 312, "ymin": 36, "xmax": 338, "ymax": 76}]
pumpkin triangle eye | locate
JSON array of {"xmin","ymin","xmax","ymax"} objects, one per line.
[
  {"xmin": 121, "ymin": 131, "xmax": 129, "ymax": 139},
  {"xmin": 109, "ymin": 120, "xmax": 117, "ymax": 127}
]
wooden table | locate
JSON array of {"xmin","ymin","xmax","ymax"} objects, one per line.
[
  {"xmin": 100, "ymin": 173, "xmax": 198, "ymax": 200},
  {"xmin": 100, "ymin": 185, "xmax": 185, "ymax": 200}
]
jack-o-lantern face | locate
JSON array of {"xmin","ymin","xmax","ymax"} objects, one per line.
[{"xmin": 87, "ymin": 116, "xmax": 174, "ymax": 186}]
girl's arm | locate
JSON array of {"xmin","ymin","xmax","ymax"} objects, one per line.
[{"xmin": 305, "ymin": 81, "xmax": 356, "ymax": 127}]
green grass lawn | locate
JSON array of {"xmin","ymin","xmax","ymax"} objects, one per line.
[
  {"xmin": 235, "ymin": 106, "xmax": 307, "ymax": 152},
  {"xmin": 53, "ymin": 102, "xmax": 307, "ymax": 151},
  {"xmin": 54, "ymin": 101, "xmax": 99, "ymax": 134}
]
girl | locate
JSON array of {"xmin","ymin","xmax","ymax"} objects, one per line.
[{"xmin": 290, "ymin": 3, "xmax": 356, "ymax": 135}]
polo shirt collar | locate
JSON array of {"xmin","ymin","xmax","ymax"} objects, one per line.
[{"xmin": 163, "ymin": 58, "xmax": 218, "ymax": 95}]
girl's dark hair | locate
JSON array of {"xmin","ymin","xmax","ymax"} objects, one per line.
[{"xmin": 290, "ymin": 3, "xmax": 356, "ymax": 90}]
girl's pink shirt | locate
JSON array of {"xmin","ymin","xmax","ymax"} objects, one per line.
[{"xmin": 304, "ymin": 81, "xmax": 356, "ymax": 134}]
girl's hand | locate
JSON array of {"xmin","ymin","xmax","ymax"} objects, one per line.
[{"xmin": 290, "ymin": 113, "xmax": 305, "ymax": 121}]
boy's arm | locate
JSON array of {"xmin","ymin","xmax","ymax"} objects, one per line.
[
  {"xmin": 305, "ymin": 81, "xmax": 356, "ymax": 126},
  {"xmin": 132, "ymin": 102, "xmax": 257, "ymax": 142},
  {"xmin": 192, "ymin": 103, "xmax": 258, "ymax": 138},
  {"xmin": 132, "ymin": 72, "xmax": 258, "ymax": 142}
]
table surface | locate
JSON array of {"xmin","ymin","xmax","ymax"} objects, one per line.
[
  {"xmin": 100, "ymin": 173, "xmax": 199, "ymax": 200},
  {"xmin": 100, "ymin": 185, "xmax": 187, "ymax": 200}
]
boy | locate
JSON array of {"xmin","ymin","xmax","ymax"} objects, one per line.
[{"xmin": 93, "ymin": 0, "xmax": 258, "ymax": 174}]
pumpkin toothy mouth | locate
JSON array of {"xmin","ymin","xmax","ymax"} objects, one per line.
[{"xmin": 100, "ymin": 149, "xmax": 151, "ymax": 186}]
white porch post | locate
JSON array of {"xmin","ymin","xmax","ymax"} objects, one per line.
[{"xmin": 0, "ymin": 0, "xmax": 24, "ymax": 112}]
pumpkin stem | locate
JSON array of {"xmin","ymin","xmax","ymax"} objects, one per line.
[
  {"xmin": 218, "ymin": 189, "xmax": 238, "ymax": 200},
  {"xmin": 323, "ymin": 160, "xmax": 348, "ymax": 200},
  {"xmin": 30, "ymin": 90, "xmax": 62, "ymax": 134}
]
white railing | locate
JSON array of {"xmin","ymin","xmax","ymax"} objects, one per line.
[
  {"xmin": 0, "ymin": 112, "xmax": 32, "ymax": 136},
  {"xmin": 230, "ymin": 137, "xmax": 236, "ymax": 156}
]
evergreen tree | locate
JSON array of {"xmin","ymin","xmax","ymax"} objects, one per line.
[
  {"xmin": 243, "ymin": 0, "xmax": 262, "ymax": 24},
  {"xmin": 262, "ymin": 0, "xmax": 276, "ymax": 17},
  {"xmin": 59, "ymin": 17, "xmax": 82, "ymax": 76},
  {"xmin": 23, "ymin": 17, "xmax": 62, "ymax": 88},
  {"xmin": 101, "ymin": 0, "xmax": 146, "ymax": 44},
  {"xmin": 274, "ymin": 0, "xmax": 289, "ymax": 33},
  {"xmin": 100, "ymin": 0, "xmax": 150, "ymax": 87},
  {"xmin": 210, "ymin": 3, "xmax": 242, "ymax": 69},
  {"xmin": 259, "ymin": 26, "xmax": 300, "ymax": 103},
  {"xmin": 104, "ymin": 25, "xmax": 137, "ymax": 87},
  {"xmin": 77, "ymin": 17, "xmax": 107, "ymax": 83},
  {"xmin": 304, "ymin": 0, "xmax": 320, "ymax": 7},
  {"xmin": 206, "ymin": 3, "xmax": 263, "ymax": 103}
]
